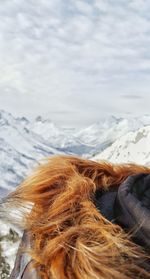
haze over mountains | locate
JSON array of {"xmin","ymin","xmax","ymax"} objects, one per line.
[{"xmin": 1, "ymin": 109, "xmax": 150, "ymax": 197}]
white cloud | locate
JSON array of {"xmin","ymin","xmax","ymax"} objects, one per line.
[
  {"xmin": 0, "ymin": 0, "xmax": 150, "ymax": 127},
  {"xmin": 73, "ymin": 0, "xmax": 93, "ymax": 15}
]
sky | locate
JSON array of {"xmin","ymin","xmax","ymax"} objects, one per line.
[{"xmin": 0, "ymin": 0, "xmax": 150, "ymax": 127}]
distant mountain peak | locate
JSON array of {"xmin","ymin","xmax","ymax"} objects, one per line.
[
  {"xmin": 93, "ymin": 126, "xmax": 150, "ymax": 166},
  {"xmin": 1, "ymin": 110, "xmax": 150, "ymax": 196},
  {"xmin": 35, "ymin": 115, "xmax": 52, "ymax": 123}
]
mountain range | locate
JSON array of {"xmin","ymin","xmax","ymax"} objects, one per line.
[
  {"xmin": 1, "ymin": 110, "xmax": 150, "ymax": 277},
  {"xmin": 1, "ymin": 110, "xmax": 150, "ymax": 197}
]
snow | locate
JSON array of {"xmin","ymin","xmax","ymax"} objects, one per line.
[
  {"xmin": 1, "ymin": 110, "xmax": 150, "ymax": 197},
  {"xmin": 1, "ymin": 110, "xmax": 150, "ymax": 277},
  {"xmin": 0, "ymin": 220, "xmax": 10, "ymax": 235},
  {"xmin": 0, "ymin": 220, "xmax": 22, "ymax": 274},
  {"xmin": 1, "ymin": 239, "xmax": 20, "ymax": 270},
  {"xmin": 0, "ymin": 110, "xmax": 68, "ymax": 196},
  {"xmin": 93, "ymin": 126, "xmax": 150, "ymax": 165}
]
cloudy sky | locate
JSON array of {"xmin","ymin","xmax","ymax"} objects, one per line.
[{"xmin": 0, "ymin": 0, "xmax": 150, "ymax": 127}]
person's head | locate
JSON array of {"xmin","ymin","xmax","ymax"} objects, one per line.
[{"xmin": 2, "ymin": 155, "xmax": 150, "ymax": 279}]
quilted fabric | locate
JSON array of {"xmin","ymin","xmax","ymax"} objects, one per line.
[{"xmin": 94, "ymin": 174, "xmax": 150, "ymax": 249}]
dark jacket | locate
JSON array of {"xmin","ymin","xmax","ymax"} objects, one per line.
[{"xmin": 94, "ymin": 173, "xmax": 150, "ymax": 250}]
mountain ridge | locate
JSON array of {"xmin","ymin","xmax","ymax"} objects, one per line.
[{"xmin": 1, "ymin": 110, "xmax": 150, "ymax": 196}]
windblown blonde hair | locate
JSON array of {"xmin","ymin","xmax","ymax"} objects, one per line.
[{"xmin": 4, "ymin": 155, "xmax": 150, "ymax": 279}]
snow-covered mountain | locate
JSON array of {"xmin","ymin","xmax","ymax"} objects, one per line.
[
  {"xmin": 1, "ymin": 110, "xmax": 150, "ymax": 278},
  {"xmin": 93, "ymin": 126, "xmax": 150, "ymax": 166},
  {"xmin": 1, "ymin": 110, "xmax": 150, "ymax": 197},
  {"xmin": 0, "ymin": 110, "xmax": 67, "ymax": 196}
]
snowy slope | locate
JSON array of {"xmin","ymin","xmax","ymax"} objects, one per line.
[
  {"xmin": 1, "ymin": 110, "xmax": 150, "ymax": 278},
  {"xmin": 93, "ymin": 126, "xmax": 150, "ymax": 165},
  {"xmin": 1, "ymin": 110, "xmax": 150, "ymax": 197},
  {"xmin": 29, "ymin": 114, "xmax": 150, "ymax": 157},
  {"xmin": 0, "ymin": 110, "xmax": 67, "ymax": 196}
]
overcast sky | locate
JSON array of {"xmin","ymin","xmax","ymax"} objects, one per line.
[{"xmin": 0, "ymin": 0, "xmax": 150, "ymax": 127}]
